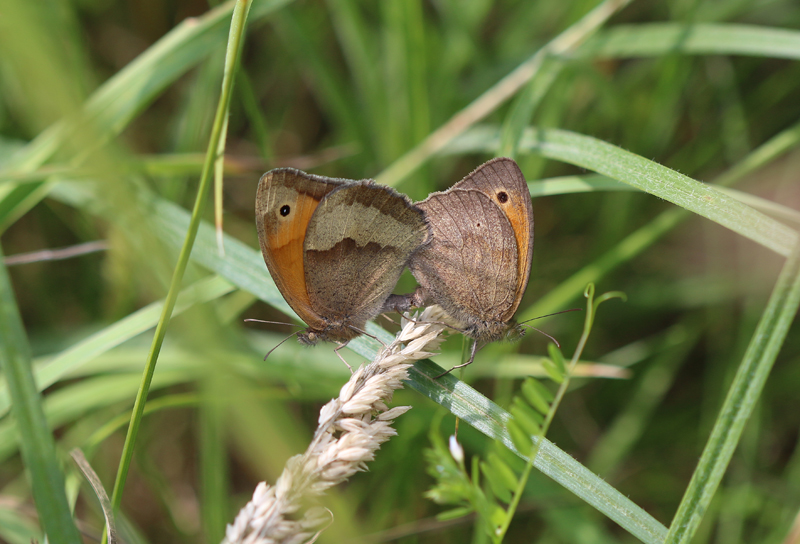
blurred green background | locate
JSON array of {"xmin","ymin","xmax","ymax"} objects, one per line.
[{"xmin": 1, "ymin": 0, "xmax": 800, "ymax": 542}]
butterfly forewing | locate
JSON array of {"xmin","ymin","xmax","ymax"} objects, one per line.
[
  {"xmin": 256, "ymin": 169, "xmax": 344, "ymax": 329},
  {"xmin": 303, "ymin": 182, "xmax": 429, "ymax": 323}
]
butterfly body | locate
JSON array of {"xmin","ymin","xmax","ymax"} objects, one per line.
[
  {"xmin": 405, "ymin": 158, "xmax": 534, "ymax": 367},
  {"xmin": 256, "ymin": 168, "xmax": 430, "ymax": 345}
]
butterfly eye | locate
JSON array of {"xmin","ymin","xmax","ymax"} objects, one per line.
[
  {"xmin": 280, "ymin": 205, "xmax": 291, "ymax": 217},
  {"xmin": 496, "ymin": 191, "xmax": 509, "ymax": 204}
]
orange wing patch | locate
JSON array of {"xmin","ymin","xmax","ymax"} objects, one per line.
[
  {"xmin": 494, "ymin": 191, "xmax": 532, "ymax": 297},
  {"xmin": 257, "ymin": 180, "xmax": 330, "ymax": 330}
]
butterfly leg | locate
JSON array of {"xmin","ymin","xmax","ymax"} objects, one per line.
[
  {"xmin": 346, "ymin": 325, "xmax": 387, "ymax": 348},
  {"xmin": 334, "ymin": 341, "xmax": 354, "ymax": 373},
  {"xmin": 434, "ymin": 339, "xmax": 479, "ymax": 379}
]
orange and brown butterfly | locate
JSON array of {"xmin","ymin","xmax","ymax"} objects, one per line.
[
  {"xmin": 393, "ymin": 157, "xmax": 534, "ymax": 370},
  {"xmin": 256, "ymin": 168, "xmax": 431, "ymax": 347}
]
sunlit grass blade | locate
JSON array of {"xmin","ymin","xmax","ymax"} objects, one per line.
[
  {"xmin": 0, "ymin": 244, "xmax": 82, "ymax": 543},
  {"xmin": 665, "ymin": 243, "xmax": 800, "ymax": 542},
  {"xmin": 527, "ymin": 128, "xmax": 798, "ymax": 255}
]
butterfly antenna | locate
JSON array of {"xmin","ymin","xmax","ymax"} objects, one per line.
[
  {"xmin": 518, "ymin": 307, "xmax": 582, "ymax": 325},
  {"xmin": 263, "ymin": 330, "xmax": 303, "ymax": 361},
  {"xmin": 244, "ymin": 318, "xmax": 302, "ymax": 328},
  {"xmin": 519, "ymin": 324, "xmax": 561, "ymax": 348}
]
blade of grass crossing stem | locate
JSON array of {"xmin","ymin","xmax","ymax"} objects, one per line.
[
  {"xmin": 665, "ymin": 243, "xmax": 800, "ymax": 542},
  {"xmin": 0, "ymin": 244, "xmax": 82, "ymax": 543},
  {"xmin": 109, "ymin": 0, "xmax": 252, "ymax": 513}
]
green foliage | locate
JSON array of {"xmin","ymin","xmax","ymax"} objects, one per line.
[
  {"xmin": 0, "ymin": 0, "xmax": 799, "ymax": 542},
  {"xmin": 424, "ymin": 286, "xmax": 625, "ymax": 542}
]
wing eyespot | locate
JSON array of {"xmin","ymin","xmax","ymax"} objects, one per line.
[
  {"xmin": 280, "ymin": 205, "xmax": 291, "ymax": 217},
  {"xmin": 496, "ymin": 191, "xmax": 509, "ymax": 204}
]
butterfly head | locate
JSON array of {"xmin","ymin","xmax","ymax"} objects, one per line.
[
  {"xmin": 297, "ymin": 320, "xmax": 362, "ymax": 346},
  {"xmin": 464, "ymin": 320, "xmax": 526, "ymax": 344}
]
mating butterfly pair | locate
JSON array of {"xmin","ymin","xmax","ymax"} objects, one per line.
[{"xmin": 255, "ymin": 158, "xmax": 533, "ymax": 369}]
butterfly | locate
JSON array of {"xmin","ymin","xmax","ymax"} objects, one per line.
[
  {"xmin": 256, "ymin": 168, "xmax": 430, "ymax": 350},
  {"xmin": 394, "ymin": 158, "xmax": 534, "ymax": 372}
]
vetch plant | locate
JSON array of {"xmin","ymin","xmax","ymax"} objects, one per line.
[{"xmin": 425, "ymin": 285, "xmax": 625, "ymax": 542}]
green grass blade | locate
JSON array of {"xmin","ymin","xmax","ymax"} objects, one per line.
[
  {"xmin": 149, "ymin": 194, "xmax": 291, "ymax": 313},
  {"xmin": 665, "ymin": 243, "xmax": 800, "ymax": 541},
  {"xmin": 407, "ymin": 360, "xmax": 668, "ymax": 543},
  {"xmin": 528, "ymin": 174, "xmax": 800, "ymax": 225},
  {"xmin": 199, "ymin": 387, "xmax": 228, "ymax": 543},
  {"xmin": 578, "ymin": 23, "xmax": 800, "ymax": 60},
  {"xmin": 109, "ymin": 0, "xmax": 253, "ymax": 511},
  {"xmin": 0, "ymin": 244, "xmax": 82, "ymax": 543},
  {"xmin": 527, "ymin": 128, "xmax": 798, "ymax": 255}
]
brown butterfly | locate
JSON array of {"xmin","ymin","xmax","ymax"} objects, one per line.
[
  {"xmin": 392, "ymin": 158, "xmax": 534, "ymax": 372},
  {"xmin": 256, "ymin": 168, "xmax": 430, "ymax": 350}
]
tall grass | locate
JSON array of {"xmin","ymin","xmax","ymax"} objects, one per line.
[{"xmin": 1, "ymin": 0, "xmax": 799, "ymax": 542}]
